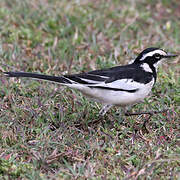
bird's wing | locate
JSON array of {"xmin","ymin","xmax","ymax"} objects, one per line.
[
  {"xmin": 64, "ymin": 64, "xmax": 133, "ymax": 85},
  {"xmin": 64, "ymin": 64, "xmax": 149, "ymax": 92}
]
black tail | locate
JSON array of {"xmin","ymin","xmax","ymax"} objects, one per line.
[{"xmin": 4, "ymin": 71, "xmax": 72, "ymax": 84}]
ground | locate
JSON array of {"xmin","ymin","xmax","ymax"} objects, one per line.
[{"xmin": 0, "ymin": 0, "xmax": 179, "ymax": 179}]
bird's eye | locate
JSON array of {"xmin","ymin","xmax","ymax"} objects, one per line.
[{"xmin": 154, "ymin": 54, "xmax": 161, "ymax": 59}]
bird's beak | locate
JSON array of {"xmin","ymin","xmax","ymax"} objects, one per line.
[{"xmin": 165, "ymin": 53, "xmax": 178, "ymax": 58}]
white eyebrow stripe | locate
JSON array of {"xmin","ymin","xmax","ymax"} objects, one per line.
[{"xmin": 140, "ymin": 50, "xmax": 167, "ymax": 61}]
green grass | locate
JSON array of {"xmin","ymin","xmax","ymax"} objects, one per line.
[{"xmin": 0, "ymin": 0, "xmax": 180, "ymax": 179}]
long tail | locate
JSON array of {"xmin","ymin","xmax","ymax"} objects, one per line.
[{"xmin": 4, "ymin": 71, "xmax": 72, "ymax": 84}]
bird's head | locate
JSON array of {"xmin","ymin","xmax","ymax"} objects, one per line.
[{"xmin": 134, "ymin": 47, "xmax": 178, "ymax": 68}]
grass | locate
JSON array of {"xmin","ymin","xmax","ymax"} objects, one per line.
[{"xmin": 0, "ymin": 0, "xmax": 180, "ymax": 179}]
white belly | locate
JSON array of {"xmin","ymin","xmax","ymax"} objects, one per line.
[{"xmin": 67, "ymin": 79, "xmax": 154, "ymax": 106}]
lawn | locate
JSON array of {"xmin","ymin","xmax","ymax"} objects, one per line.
[{"xmin": 0, "ymin": 0, "xmax": 179, "ymax": 179}]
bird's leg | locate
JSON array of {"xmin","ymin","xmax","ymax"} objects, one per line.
[
  {"xmin": 99, "ymin": 104, "xmax": 112, "ymax": 116},
  {"xmin": 74, "ymin": 104, "xmax": 112, "ymax": 127}
]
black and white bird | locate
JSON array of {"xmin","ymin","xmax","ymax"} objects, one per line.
[{"xmin": 4, "ymin": 47, "xmax": 178, "ymax": 115}]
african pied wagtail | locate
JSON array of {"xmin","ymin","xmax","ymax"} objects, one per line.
[{"xmin": 4, "ymin": 47, "xmax": 178, "ymax": 116}]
